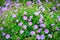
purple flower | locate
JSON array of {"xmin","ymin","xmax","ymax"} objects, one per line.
[
  {"xmin": 22, "ymin": 25, "xmax": 27, "ymax": 29},
  {"xmin": 18, "ymin": 22, "xmax": 23, "ymax": 26},
  {"xmin": 2, "ymin": 32, "xmax": 6, "ymax": 36},
  {"xmin": 5, "ymin": 34, "xmax": 10, "ymax": 39},
  {"xmin": 51, "ymin": 23, "xmax": 55, "ymax": 27},
  {"xmin": 40, "ymin": 14, "xmax": 44, "ymax": 20},
  {"xmin": 39, "ymin": 6, "xmax": 45, "ymax": 12},
  {"xmin": 37, "ymin": 0, "xmax": 41, "ymax": 3},
  {"xmin": 39, "ymin": 18, "xmax": 42, "ymax": 22},
  {"xmin": 37, "ymin": 0, "xmax": 42, "ymax": 5},
  {"xmin": 56, "ymin": 27, "xmax": 60, "ymax": 31},
  {"xmin": 28, "ymin": 16, "xmax": 33, "ymax": 21},
  {"xmin": 15, "ymin": 3, "xmax": 20, "ymax": 7},
  {"xmin": 46, "ymin": 0, "xmax": 48, "ymax": 2},
  {"xmin": 16, "ymin": 0, "xmax": 19, "ymax": 2},
  {"xmin": 34, "ymin": 25, "xmax": 38, "ymax": 29},
  {"xmin": 29, "ymin": 16, "xmax": 33, "ymax": 19},
  {"xmin": 40, "ymin": 23, "xmax": 46, "ymax": 28},
  {"xmin": 57, "ymin": 16, "xmax": 60, "ymax": 21},
  {"xmin": 9, "ymin": 3, "xmax": 12, "ymax": 8},
  {"xmin": 5, "ymin": 3, "xmax": 10, "ymax": 7},
  {"xmin": 28, "ymin": 22, "xmax": 32, "ymax": 26},
  {"xmin": 20, "ymin": 30, "xmax": 24, "ymax": 34},
  {"xmin": 26, "ymin": 1, "xmax": 32, "ymax": 6},
  {"xmin": 37, "ymin": 28, "xmax": 42, "ymax": 33},
  {"xmin": 36, "ymin": 35, "xmax": 40, "ymax": 40},
  {"xmin": 40, "ymin": 34, "xmax": 45, "ymax": 40},
  {"xmin": 34, "ymin": 12, "xmax": 40, "ymax": 16},
  {"xmin": 6, "ymin": 0, "xmax": 10, "ymax": 2},
  {"xmin": 12, "ymin": 14, "xmax": 16, "ymax": 18},
  {"xmin": 52, "ymin": 6, "xmax": 56, "ymax": 11},
  {"xmin": 0, "ymin": 27, "xmax": 3, "ymax": 30},
  {"xmin": 30, "ymin": 31, "xmax": 35, "ymax": 35},
  {"xmin": 39, "ymin": 20, "xmax": 43, "ymax": 24},
  {"xmin": 44, "ymin": 29, "xmax": 49, "ymax": 34},
  {"xmin": 24, "ymin": 11, "xmax": 27, "ymax": 15},
  {"xmin": 2, "ymin": 7, "xmax": 7, "ymax": 12},
  {"xmin": 39, "ymin": 19, "xmax": 43, "ymax": 24},
  {"xmin": 28, "ymin": 19, "xmax": 31, "ymax": 21},
  {"xmin": 57, "ymin": 4, "xmax": 60, "ymax": 6},
  {"xmin": 23, "ymin": 16, "xmax": 27, "ymax": 20}
]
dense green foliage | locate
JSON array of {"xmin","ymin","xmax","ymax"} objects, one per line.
[{"xmin": 0, "ymin": 0, "xmax": 5, "ymax": 6}]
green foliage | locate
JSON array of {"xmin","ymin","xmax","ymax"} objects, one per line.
[
  {"xmin": 11, "ymin": 0, "xmax": 29, "ymax": 3},
  {"xmin": 19, "ymin": 0, "xmax": 29, "ymax": 3},
  {"xmin": 0, "ymin": 0, "xmax": 5, "ymax": 6}
]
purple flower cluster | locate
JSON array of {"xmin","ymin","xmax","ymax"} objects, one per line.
[
  {"xmin": 36, "ymin": 34, "xmax": 45, "ymax": 40},
  {"xmin": 2, "ymin": 32, "xmax": 10, "ymax": 39},
  {"xmin": 5, "ymin": 34, "xmax": 10, "ymax": 39},
  {"xmin": 0, "ymin": 0, "xmax": 60, "ymax": 40},
  {"xmin": 26, "ymin": 1, "xmax": 33, "ymax": 6}
]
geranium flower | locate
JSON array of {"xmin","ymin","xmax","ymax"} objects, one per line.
[
  {"xmin": 23, "ymin": 16, "xmax": 28, "ymax": 20},
  {"xmin": 39, "ymin": 6, "xmax": 45, "ymax": 12},
  {"xmin": 20, "ymin": 30, "xmax": 24, "ymax": 34},
  {"xmin": 28, "ymin": 21, "xmax": 32, "ymax": 26},
  {"xmin": 36, "ymin": 35, "xmax": 40, "ymax": 40},
  {"xmin": 40, "ymin": 23, "xmax": 46, "ymax": 28},
  {"xmin": 57, "ymin": 4, "xmax": 60, "ymax": 6},
  {"xmin": 2, "ymin": 32, "xmax": 6, "ymax": 36},
  {"xmin": 40, "ymin": 34, "xmax": 45, "ymax": 40},
  {"xmin": 12, "ymin": 14, "xmax": 16, "ymax": 18},
  {"xmin": 26, "ymin": 1, "xmax": 32, "ymax": 6},
  {"xmin": 37, "ymin": 28, "xmax": 42, "ymax": 33},
  {"xmin": 0, "ymin": 27, "xmax": 3, "ymax": 30},
  {"xmin": 57, "ymin": 16, "xmax": 60, "ymax": 21},
  {"xmin": 33, "ymin": 25, "xmax": 38, "ymax": 29},
  {"xmin": 5, "ymin": 34, "xmax": 10, "ymax": 39},
  {"xmin": 44, "ymin": 29, "xmax": 49, "ymax": 34},
  {"xmin": 22, "ymin": 25, "xmax": 27, "ymax": 29},
  {"xmin": 30, "ymin": 31, "xmax": 35, "ymax": 35},
  {"xmin": 34, "ymin": 12, "xmax": 40, "ymax": 16},
  {"xmin": 18, "ymin": 22, "xmax": 23, "ymax": 26}
]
